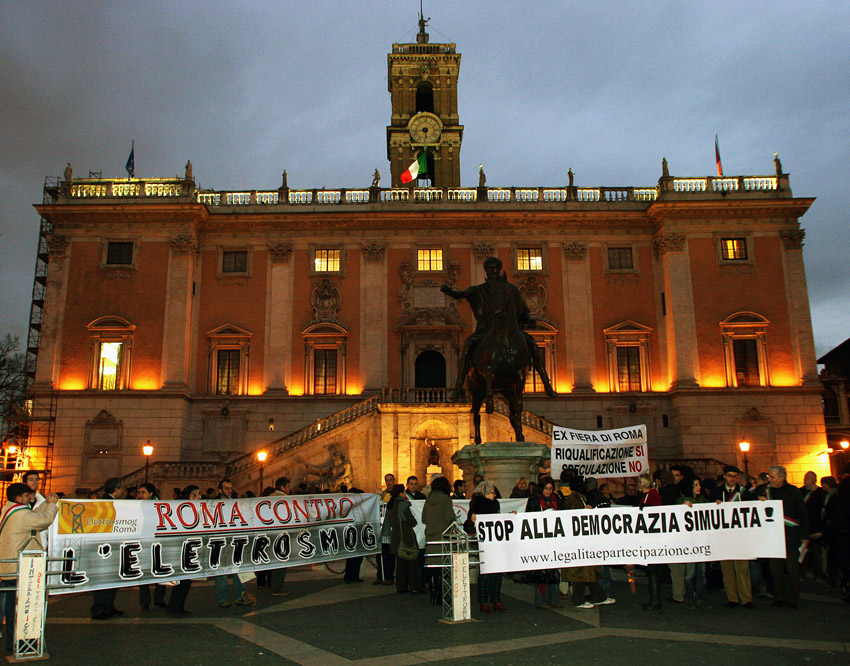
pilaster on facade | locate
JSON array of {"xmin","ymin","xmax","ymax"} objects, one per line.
[
  {"xmin": 779, "ymin": 229, "xmax": 820, "ymax": 386},
  {"xmin": 561, "ymin": 241, "xmax": 595, "ymax": 392},
  {"xmin": 161, "ymin": 235, "xmax": 198, "ymax": 391},
  {"xmin": 360, "ymin": 242, "xmax": 388, "ymax": 390},
  {"xmin": 264, "ymin": 244, "xmax": 294, "ymax": 395},
  {"xmin": 654, "ymin": 233, "xmax": 700, "ymax": 389},
  {"xmin": 34, "ymin": 235, "xmax": 72, "ymax": 389}
]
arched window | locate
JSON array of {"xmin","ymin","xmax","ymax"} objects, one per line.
[
  {"xmin": 87, "ymin": 317, "xmax": 136, "ymax": 390},
  {"xmin": 416, "ymin": 82, "xmax": 434, "ymax": 113},
  {"xmin": 415, "ymin": 350, "xmax": 446, "ymax": 388},
  {"xmin": 720, "ymin": 312, "xmax": 769, "ymax": 387}
]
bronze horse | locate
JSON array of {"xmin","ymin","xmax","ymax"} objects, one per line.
[{"xmin": 466, "ymin": 276, "xmax": 531, "ymax": 444}]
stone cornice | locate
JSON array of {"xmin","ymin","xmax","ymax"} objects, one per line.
[{"xmin": 647, "ymin": 198, "xmax": 815, "ymax": 223}]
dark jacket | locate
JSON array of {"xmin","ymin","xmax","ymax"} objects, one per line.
[
  {"xmin": 468, "ymin": 494, "xmax": 500, "ymax": 518},
  {"xmin": 765, "ymin": 482, "xmax": 809, "ymax": 549},
  {"xmin": 526, "ymin": 493, "xmax": 559, "ymax": 512},
  {"xmin": 388, "ymin": 496, "xmax": 418, "ymax": 555},
  {"xmin": 509, "ymin": 486, "xmax": 530, "ymax": 499},
  {"xmin": 710, "ymin": 483, "xmax": 755, "ymax": 503},
  {"xmin": 801, "ymin": 486, "xmax": 826, "ymax": 535},
  {"xmin": 422, "ymin": 489, "xmax": 455, "ymax": 556}
]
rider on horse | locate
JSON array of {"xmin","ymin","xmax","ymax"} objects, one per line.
[{"xmin": 441, "ymin": 256, "xmax": 557, "ymax": 401}]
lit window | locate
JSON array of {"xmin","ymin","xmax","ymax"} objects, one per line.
[
  {"xmin": 417, "ymin": 249, "xmax": 443, "ymax": 271},
  {"xmin": 87, "ymin": 316, "xmax": 135, "ymax": 391},
  {"xmin": 314, "ymin": 249, "xmax": 340, "ymax": 273},
  {"xmin": 607, "ymin": 247, "xmax": 634, "ymax": 270},
  {"xmin": 616, "ymin": 347, "xmax": 642, "ymax": 392},
  {"xmin": 732, "ymin": 339, "xmax": 760, "ymax": 386},
  {"xmin": 517, "ymin": 248, "xmax": 543, "ymax": 272},
  {"xmin": 222, "ymin": 250, "xmax": 248, "ymax": 273},
  {"xmin": 106, "ymin": 242, "xmax": 134, "ymax": 265},
  {"xmin": 313, "ymin": 349, "xmax": 338, "ymax": 395},
  {"xmin": 97, "ymin": 342, "xmax": 123, "ymax": 390},
  {"xmin": 721, "ymin": 238, "xmax": 747, "ymax": 260},
  {"xmin": 216, "ymin": 349, "xmax": 241, "ymax": 395}
]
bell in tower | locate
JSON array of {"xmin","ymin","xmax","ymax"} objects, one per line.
[{"xmin": 386, "ymin": 12, "xmax": 463, "ymax": 188}]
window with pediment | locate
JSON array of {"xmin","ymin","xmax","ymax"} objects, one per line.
[
  {"xmin": 604, "ymin": 321, "xmax": 652, "ymax": 392},
  {"xmin": 87, "ymin": 316, "xmax": 135, "ymax": 390},
  {"xmin": 720, "ymin": 312, "xmax": 769, "ymax": 387},
  {"xmin": 207, "ymin": 324, "xmax": 252, "ymax": 395}
]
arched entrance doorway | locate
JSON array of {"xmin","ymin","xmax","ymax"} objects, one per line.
[{"xmin": 415, "ymin": 350, "xmax": 446, "ymax": 389}]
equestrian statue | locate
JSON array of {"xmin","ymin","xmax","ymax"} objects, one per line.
[{"xmin": 441, "ymin": 257, "xmax": 557, "ymax": 444}]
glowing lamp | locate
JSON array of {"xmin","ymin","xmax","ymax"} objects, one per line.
[
  {"xmin": 143, "ymin": 443, "xmax": 154, "ymax": 456},
  {"xmin": 840, "ymin": 440, "xmax": 849, "ymax": 450},
  {"xmin": 738, "ymin": 441, "xmax": 750, "ymax": 453},
  {"xmin": 257, "ymin": 451, "xmax": 268, "ymax": 463}
]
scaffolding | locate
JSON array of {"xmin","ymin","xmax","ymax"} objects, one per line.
[{"xmin": 0, "ymin": 177, "xmax": 59, "ymax": 495}]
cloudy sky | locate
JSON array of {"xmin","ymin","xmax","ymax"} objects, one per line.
[{"xmin": 1, "ymin": 0, "xmax": 848, "ymax": 358}]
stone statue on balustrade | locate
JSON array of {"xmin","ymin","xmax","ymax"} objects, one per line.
[
  {"xmin": 302, "ymin": 451, "xmax": 354, "ymax": 492},
  {"xmin": 64, "ymin": 162, "xmax": 73, "ymax": 182},
  {"xmin": 185, "ymin": 160, "xmax": 193, "ymax": 181},
  {"xmin": 774, "ymin": 152, "xmax": 783, "ymax": 176},
  {"xmin": 371, "ymin": 169, "xmax": 381, "ymax": 187},
  {"xmin": 441, "ymin": 256, "xmax": 557, "ymax": 444},
  {"xmin": 478, "ymin": 165, "xmax": 486, "ymax": 188},
  {"xmin": 662, "ymin": 158, "xmax": 669, "ymax": 178}
]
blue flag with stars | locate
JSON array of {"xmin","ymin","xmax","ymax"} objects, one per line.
[{"xmin": 125, "ymin": 141, "xmax": 135, "ymax": 177}]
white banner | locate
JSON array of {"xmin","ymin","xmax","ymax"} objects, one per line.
[
  {"xmin": 48, "ymin": 493, "xmax": 380, "ymax": 594},
  {"xmin": 551, "ymin": 424, "xmax": 648, "ymax": 479},
  {"xmin": 476, "ymin": 502, "xmax": 786, "ymax": 573},
  {"xmin": 409, "ymin": 498, "xmax": 527, "ymax": 547}
]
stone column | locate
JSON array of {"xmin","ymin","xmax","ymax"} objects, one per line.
[
  {"xmin": 654, "ymin": 233, "xmax": 700, "ymax": 388},
  {"xmin": 33, "ymin": 234, "xmax": 71, "ymax": 389},
  {"xmin": 780, "ymin": 230, "xmax": 820, "ymax": 385},
  {"xmin": 360, "ymin": 243, "xmax": 387, "ymax": 390},
  {"xmin": 264, "ymin": 243, "xmax": 293, "ymax": 394},
  {"xmin": 562, "ymin": 241, "xmax": 596, "ymax": 392},
  {"xmin": 160, "ymin": 235, "xmax": 197, "ymax": 391}
]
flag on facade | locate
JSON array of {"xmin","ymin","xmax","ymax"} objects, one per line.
[
  {"xmin": 714, "ymin": 135, "xmax": 723, "ymax": 177},
  {"xmin": 125, "ymin": 141, "xmax": 135, "ymax": 178},
  {"xmin": 400, "ymin": 153, "xmax": 427, "ymax": 184}
]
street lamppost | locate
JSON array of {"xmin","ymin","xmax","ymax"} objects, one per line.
[
  {"xmin": 143, "ymin": 441, "xmax": 154, "ymax": 483},
  {"xmin": 738, "ymin": 440, "xmax": 750, "ymax": 481},
  {"xmin": 257, "ymin": 450, "xmax": 268, "ymax": 493}
]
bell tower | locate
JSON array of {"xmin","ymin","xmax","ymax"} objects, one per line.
[{"xmin": 387, "ymin": 13, "xmax": 463, "ymax": 188}]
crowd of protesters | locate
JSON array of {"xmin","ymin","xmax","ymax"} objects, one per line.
[{"xmin": 0, "ymin": 461, "xmax": 848, "ymax": 648}]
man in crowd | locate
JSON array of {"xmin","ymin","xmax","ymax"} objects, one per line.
[
  {"xmin": 712, "ymin": 465, "xmax": 756, "ymax": 609},
  {"xmin": 800, "ymin": 471, "xmax": 827, "ymax": 581},
  {"xmin": 760, "ymin": 465, "xmax": 809, "ymax": 609},
  {"xmin": 618, "ymin": 481, "xmax": 640, "ymax": 506},
  {"xmin": 0, "ymin": 483, "xmax": 58, "ymax": 654},
  {"xmin": 451, "ymin": 479, "xmax": 467, "ymax": 499},
  {"xmin": 268, "ymin": 476, "xmax": 292, "ymax": 597},
  {"xmin": 213, "ymin": 478, "xmax": 253, "ymax": 608},
  {"xmin": 405, "ymin": 476, "xmax": 425, "ymax": 501},
  {"xmin": 375, "ymin": 473, "xmax": 396, "ymax": 586},
  {"xmin": 91, "ymin": 477, "xmax": 126, "ymax": 619},
  {"xmin": 136, "ymin": 482, "xmax": 167, "ymax": 610}
]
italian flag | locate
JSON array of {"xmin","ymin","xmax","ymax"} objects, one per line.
[{"xmin": 400, "ymin": 153, "xmax": 427, "ymax": 184}]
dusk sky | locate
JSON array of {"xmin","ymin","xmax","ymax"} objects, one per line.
[{"xmin": 1, "ymin": 1, "xmax": 848, "ymax": 359}]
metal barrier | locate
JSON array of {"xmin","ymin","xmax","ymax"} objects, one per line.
[
  {"xmin": 425, "ymin": 523, "xmax": 479, "ymax": 624},
  {"xmin": 0, "ymin": 551, "xmax": 77, "ymax": 661}
]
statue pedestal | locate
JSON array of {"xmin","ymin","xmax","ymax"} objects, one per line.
[{"xmin": 452, "ymin": 442, "xmax": 549, "ymax": 497}]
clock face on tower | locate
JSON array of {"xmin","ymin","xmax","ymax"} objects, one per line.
[{"xmin": 408, "ymin": 112, "xmax": 442, "ymax": 144}]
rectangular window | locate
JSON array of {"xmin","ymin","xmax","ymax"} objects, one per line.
[
  {"xmin": 524, "ymin": 347, "xmax": 547, "ymax": 393},
  {"xmin": 222, "ymin": 250, "xmax": 248, "ymax": 273},
  {"xmin": 733, "ymin": 339, "xmax": 760, "ymax": 386},
  {"xmin": 313, "ymin": 349, "xmax": 337, "ymax": 395},
  {"xmin": 417, "ymin": 248, "xmax": 443, "ymax": 272},
  {"xmin": 97, "ymin": 342, "xmax": 123, "ymax": 390},
  {"xmin": 314, "ymin": 249, "xmax": 340, "ymax": 273},
  {"xmin": 616, "ymin": 346, "xmax": 642, "ymax": 392},
  {"xmin": 106, "ymin": 242, "xmax": 134, "ymax": 265},
  {"xmin": 216, "ymin": 349, "xmax": 241, "ymax": 395},
  {"xmin": 517, "ymin": 248, "xmax": 543, "ymax": 272},
  {"xmin": 721, "ymin": 238, "xmax": 747, "ymax": 260},
  {"xmin": 607, "ymin": 247, "xmax": 634, "ymax": 270}
]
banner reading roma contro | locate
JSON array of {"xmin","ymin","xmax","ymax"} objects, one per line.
[
  {"xmin": 551, "ymin": 424, "xmax": 648, "ymax": 478},
  {"xmin": 47, "ymin": 493, "xmax": 380, "ymax": 594},
  {"xmin": 476, "ymin": 501, "xmax": 786, "ymax": 574}
]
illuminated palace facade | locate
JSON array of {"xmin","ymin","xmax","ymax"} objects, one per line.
[{"xmin": 20, "ymin": 25, "xmax": 826, "ymax": 494}]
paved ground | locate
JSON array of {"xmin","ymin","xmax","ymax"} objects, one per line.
[{"xmin": 32, "ymin": 564, "xmax": 850, "ymax": 665}]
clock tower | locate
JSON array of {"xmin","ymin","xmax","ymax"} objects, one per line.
[{"xmin": 387, "ymin": 14, "xmax": 463, "ymax": 188}]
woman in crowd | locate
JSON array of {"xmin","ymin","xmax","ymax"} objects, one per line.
[
  {"xmin": 638, "ymin": 472, "xmax": 664, "ymax": 610},
  {"xmin": 524, "ymin": 476, "xmax": 562, "ymax": 609},
  {"xmin": 467, "ymin": 481, "xmax": 508, "ymax": 613},
  {"xmin": 387, "ymin": 484, "xmax": 422, "ymax": 593},
  {"xmin": 681, "ymin": 476, "xmax": 708, "ymax": 607},
  {"xmin": 423, "ymin": 476, "xmax": 454, "ymax": 604}
]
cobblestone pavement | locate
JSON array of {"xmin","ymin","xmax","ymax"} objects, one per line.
[{"xmin": 32, "ymin": 565, "xmax": 850, "ymax": 665}]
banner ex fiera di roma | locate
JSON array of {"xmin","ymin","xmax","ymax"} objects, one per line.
[
  {"xmin": 47, "ymin": 493, "xmax": 380, "ymax": 594},
  {"xmin": 551, "ymin": 424, "xmax": 648, "ymax": 479}
]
